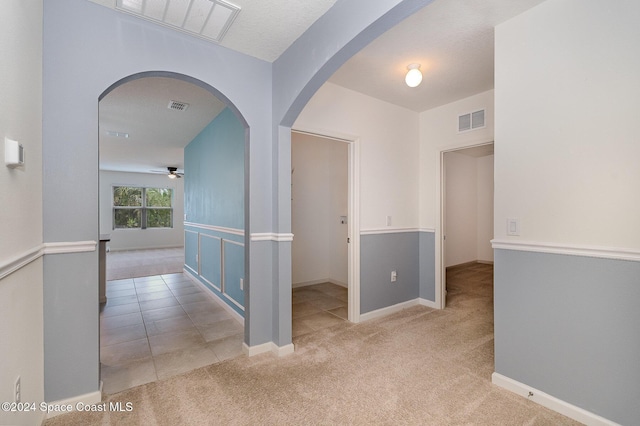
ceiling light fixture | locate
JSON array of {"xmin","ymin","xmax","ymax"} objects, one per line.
[{"xmin": 405, "ymin": 63, "xmax": 423, "ymax": 88}]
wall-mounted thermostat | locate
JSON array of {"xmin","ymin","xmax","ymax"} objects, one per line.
[{"xmin": 5, "ymin": 138, "xmax": 24, "ymax": 168}]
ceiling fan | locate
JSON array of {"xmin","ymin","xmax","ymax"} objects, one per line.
[{"xmin": 151, "ymin": 166, "xmax": 184, "ymax": 179}]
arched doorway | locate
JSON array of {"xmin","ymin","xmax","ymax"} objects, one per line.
[{"xmin": 97, "ymin": 72, "xmax": 249, "ymax": 392}]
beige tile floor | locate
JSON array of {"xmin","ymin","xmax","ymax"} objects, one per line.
[
  {"xmin": 292, "ymin": 282, "xmax": 348, "ymax": 338},
  {"xmin": 100, "ymin": 273, "xmax": 244, "ymax": 394},
  {"xmin": 101, "ymin": 275, "xmax": 348, "ymax": 394}
]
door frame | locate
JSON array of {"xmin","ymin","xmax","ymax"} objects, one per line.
[
  {"xmin": 437, "ymin": 140, "xmax": 494, "ymax": 309},
  {"xmin": 291, "ymin": 128, "xmax": 360, "ymax": 323}
]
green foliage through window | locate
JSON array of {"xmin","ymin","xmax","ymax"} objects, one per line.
[{"xmin": 113, "ymin": 186, "xmax": 173, "ymax": 229}]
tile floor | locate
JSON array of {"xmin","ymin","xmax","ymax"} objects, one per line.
[
  {"xmin": 101, "ymin": 275, "xmax": 349, "ymax": 394},
  {"xmin": 100, "ymin": 273, "xmax": 244, "ymax": 394},
  {"xmin": 292, "ymin": 282, "xmax": 348, "ymax": 338}
]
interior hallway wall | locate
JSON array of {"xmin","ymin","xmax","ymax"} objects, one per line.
[
  {"xmin": 494, "ymin": 0, "xmax": 640, "ymax": 423},
  {"xmin": 294, "ymin": 82, "xmax": 428, "ymax": 312},
  {"xmin": 0, "ymin": 1, "xmax": 45, "ymax": 425}
]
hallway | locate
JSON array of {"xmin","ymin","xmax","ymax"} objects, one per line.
[{"xmin": 100, "ymin": 273, "xmax": 243, "ymax": 394}]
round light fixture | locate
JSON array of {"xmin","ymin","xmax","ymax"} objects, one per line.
[{"xmin": 405, "ymin": 63, "xmax": 423, "ymax": 88}]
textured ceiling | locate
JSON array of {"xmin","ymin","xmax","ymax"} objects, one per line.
[
  {"xmin": 328, "ymin": 0, "xmax": 546, "ymax": 112},
  {"xmin": 99, "ymin": 77, "xmax": 225, "ymax": 173},
  {"xmin": 94, "ymin": 0, "xmax": 546, "ymax": 173},
  {"xmin": 88, "ymin": 0, "xmax": 337, "ymax": 62}
]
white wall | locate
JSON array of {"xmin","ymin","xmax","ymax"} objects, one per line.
[
  {"xmin": 476, "ymin": 155, "xmax": 494, "ymax": 261},
  {"xmin": 291, "ymin": 133, "xmax": 348, "ymax": 286},
  {"xmin": 494, "ymin": 0, "xmax": 640, "ymax": 249},
  {"xmin": 444, "ymin": 152, "xmax": 494, "ymax": 267},
  {"xmin": 444, "ymin": 152, "xmax": 478, "ymax": 266},
  {"xmin": 0, "ymin": 1, "xmax": 45, "ymax": 425},
  {"xmin": 419, "ymin": 90, "xmax": 494, "ymax": 230},
  {"xmin": 294, "ymin": 82, "xmax": 419, "ymax": 231},
  {"xmin": 99, "ymin": 170, "xmax": 184, "ymax": 251}
]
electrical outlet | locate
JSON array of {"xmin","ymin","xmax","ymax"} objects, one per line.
[
  {"xmin": 240, "ymin": 278, "xmax": 244, "ymax": 290},
  {"xmin": 391, "ymin": 270, "xmax": 397, "ymax": 283},
  {"xmin": 14, "ymin": 376, "xmax": 20, "ymax": 403},
  {"xmin": 195, "ymin": 254, "xmax": 198, "ymax": 263}
]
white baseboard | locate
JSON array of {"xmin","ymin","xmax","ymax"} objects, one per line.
[
  {"xmin": 184, "ymin": 268, "xmax": 244, "ymax": 325},
  {"xmin": 360, "ymin": 299, "xmax": 420, "ymax": 322},
  {"xmin": 242, "ymin": 342, "xmax": 295, "ymax": 357},
  {"xmin": 44, "ymin": 388, "xmax": 103, "ymax": 419},
  {"xmin": 492, "ymin": 373, "xmax": 618, "ymax": 426},
  {"xmin": 418, "ymin": 298, "xmax": 439, "ymax": 309},
  {"xmin": 292, "ymin": 278, "xmax": 347, "ymax": 289}
]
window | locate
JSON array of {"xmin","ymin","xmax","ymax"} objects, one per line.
[{"xmin": 113, "ymin": 186, "xmax": 173, "ymax": 229}]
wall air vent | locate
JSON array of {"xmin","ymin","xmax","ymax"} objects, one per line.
[
  {"xmin": 458, "ymin": 109, "xmax": 486, "ymax": 133},
  {"xmin": 168, "ymin": 100, "xmax": 190, "ymax": 111}
]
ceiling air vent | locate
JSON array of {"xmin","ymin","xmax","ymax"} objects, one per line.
[
  {"xmin": 458, "ymin": 109, "xmax": 485, "ymax": 133},
  {"xmin": 116, "ymin": 0, "xmax": 241, "ymax": 43},
  {"xmin": 168, "ymin": 100, "xmax": 189, "ymax": 111}
]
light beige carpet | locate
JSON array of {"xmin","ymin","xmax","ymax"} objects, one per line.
[
  {"xmin": 46, "ymin": 265, "xmax": 580, "ymax": 425},
  {"xmin": 107, "ymin": 247, "xmax": 184, "ymax": 280}
]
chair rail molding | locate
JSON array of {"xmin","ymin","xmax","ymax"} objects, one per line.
[{"xmin": 0, "ymin": 241, "xmax": 97, "ymax": 280}]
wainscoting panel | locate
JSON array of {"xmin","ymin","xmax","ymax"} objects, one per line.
[
  {"xmin": 199, "ymin": 234, "xmax": 221, "ymax": 291},
  {"xmin": 223, "ymin": 240, "xmax": 245, "ymax": 311},
  {"xmin": 184, "ymin": 223, "xmax": 245, "ymax": 316},
  {"xmin": 184, "ymin": 230, "xmax": 199, "ymax": 274}
]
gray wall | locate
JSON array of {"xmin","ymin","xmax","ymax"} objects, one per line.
[
  {"xmin": 360, "ymin": 231, "xmax": 435, "ymax": 314},
  {"xmin": 43, "ymin": 0, "xmax": 272, "ymax": 401},
  {"xmin": 419, "ymin": 231, "xmax": 436, "ymax": 302},
  {"xmin": 494, "ymin": 249, "xmax": 640, "ymax": 425}
]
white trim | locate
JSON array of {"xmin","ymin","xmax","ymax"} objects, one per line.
[
  {"xmin": 0, "ymin": 245, "xmax": 43, "ymax": 280},
  {"xmin": 492, "ymin": 373, "xmax": 619, "ymax": 426},
  {"xmin": 0, "ymin": 241, "xmax": 97, "ymax": 280},
  {"xmin": 43, "ymin": 241, "xmax": 97, "ymax": 255},
  {"xmin": 418, "ymin": 297, "xmax": 439, "ymax": 309},
  {"xmin": 242, "ymin": 341, "xmax": 295, "ymax": 357},
  {"xmin": 360, "ymin": 227, "xmax": 422, "ymax": 235},
  {"xmin": 184, "ymin": 268, "xmax": 244, "ymax": 325},
  {"xmin": 359, "ymin": 299, "xmax": 420, "ymax": 322},
  {"xmin": 44, "ymin": 389, "xmax": 103, "ymax": 419},
  {"xmin": 184, "ymin": 221, "xmax": 244, "ymax": 237},
  {"xmin": 250, "ymin": 232, "xmax": 294, "ymax": 242},
  {"xmin": 292, "ymin": 278, "xmax": 348, "ymax": 289},
  {"xmin": 491, "ymin": 239, "xmax": 640, "ymax": 263}
]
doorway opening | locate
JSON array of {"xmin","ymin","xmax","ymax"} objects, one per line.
[
  {"xmin": 290, "ymin": 129, "xmax": 360, "ymax": 338},
  {"xmin": 439, "ymin": 142, "xmax": 494, "ymax": 308},
  {"xmin": 98, "ymin": 72, "xmax": 248, "ymax": 394}
]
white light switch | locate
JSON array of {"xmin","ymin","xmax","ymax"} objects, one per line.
[{"xmin": 507, "ymin": 218, "xmax": 520, "ymax": 236}]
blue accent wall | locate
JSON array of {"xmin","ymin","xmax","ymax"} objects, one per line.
[
  {"xmin": 184, "ymin": 108, "xmax": 245, "ymax": 316},
  {"xmin": 185, "ymin": 108, "xmax": 245, "ymax": 229},
  {"xmin": 494, "ymin": 249, "xmax": 640, "ymax": 425}
]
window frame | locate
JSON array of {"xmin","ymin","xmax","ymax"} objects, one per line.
[{"xmin": 112, "ymin": 185, "xmax": 173, "ymax": 230}]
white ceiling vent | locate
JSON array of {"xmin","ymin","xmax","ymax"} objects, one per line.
[
  {"xmin": 116, "ymin": 0, "xmax": 241, "ymax": 43},
  {"xmin": 168, "ymin": 100, "xmax": 190, "ymax": 111},
  {"xmin": 458, "ymin": 109, "xmax": 486, "ymax": 133}
]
